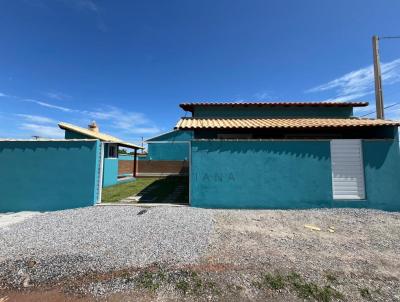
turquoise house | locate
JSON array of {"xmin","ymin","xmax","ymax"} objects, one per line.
[
  {"xmin": 59, "ymin": 122, "xmax": 143, "ymax": 187},
  {"xmin": 0, "ymin": 122, "xmax": 142, "ymax": 213},
  {"xmin": 174, "ymin": 101, "xmax": 400, "ymax": 211},
  {"xmin": 136, "ymin": 130, "xmax": 193, "ymax": 176}
]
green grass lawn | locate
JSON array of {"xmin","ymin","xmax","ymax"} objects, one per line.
[{"xmin": 101, "ymin": 176, "xmax": 189, "ymax": 204}]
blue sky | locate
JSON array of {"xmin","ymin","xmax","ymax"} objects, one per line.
[{"xmin": 1, "ymin": 0, "xmax": 400, "ymax": 144}]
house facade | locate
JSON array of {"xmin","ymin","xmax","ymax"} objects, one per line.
[
  {"xmin": 59, "ymin": 122, "xmax": 143, "ymax": 187},
  {"xmin": 134, "ymin": 130, "xmax": 193, "ymax": 176},
  {"xmin": 0, "ymin": 122, "xmax": 142, "ymax": 212},
  {"xmin": 174, "ymin": 101, "xmax": 400, "ymax": 211}
]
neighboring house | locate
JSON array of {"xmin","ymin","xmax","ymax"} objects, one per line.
[
  {"xmin": 0, "ymin": 122, "xmax": 142, "ymax": 213},
  {"xmin": 131, "ymin": 130, "xmax": 193, "ymax": 176},
  {"xmin": 58, "ymin": 122, "xmax": 143, "ymax": 187},
  {"xmin": 174, "ymin": 101, "xmax": 400, "ymax": 211}
]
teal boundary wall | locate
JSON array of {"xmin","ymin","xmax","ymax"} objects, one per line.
[
  {"xmin": 147, "ymin": 130, "xmax": 193, "ymax": 142},
  {"xmin": 0, "ymin": 140, "xmax": 100, "ymax": 212},
  {"xmin": 103, "ymin": 158, "xmax": 119, "ymax": 187},
  {"xmin": 147, "ymin": 143, "xmax": 189, "ymax": 160},
  {"xmin": 190, "ymin": 140, "xmax": 400, "ymax": 211},
  {"xmin": 193, "ymin": 107, "xmax": 353, "ymax": 118},
  {"xmin": 146, "ymin": 130, "xmax": 193, "ymax": 161}
]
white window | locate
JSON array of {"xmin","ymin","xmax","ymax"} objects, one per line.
[{"xmin": 331, "ymin": 139, "xmax": 365, "ymax": 200}]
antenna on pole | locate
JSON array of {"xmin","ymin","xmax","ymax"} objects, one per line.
[{"xmin": 372, "ymin": 35, "xmax": 384, "ymax": 119}]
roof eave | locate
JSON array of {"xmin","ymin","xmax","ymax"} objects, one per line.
[
  {"xmin": 117, "ymin": 142, "xmax": 144, "ymax": 149},
  {"xmin": 58, "ymin": 122, "xmax": 143, "ymax": 149},
  {"xmin": 179, "ymin": 102, "xmax": 369, "ymax": 112},
  {"xmin": 176, "ymin": 125, "xmax": 400, "ymax": 130}
]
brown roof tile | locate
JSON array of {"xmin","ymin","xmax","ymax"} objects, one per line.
[
  {"xmin": 179, "ymin": 101, "xmax": 369, "ymax": 112},
  {"xmin": 175, "ymin": 118, "xmax": 400, "ymax": 130}
]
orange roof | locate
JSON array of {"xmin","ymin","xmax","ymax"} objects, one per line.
[
  {"xmin": 179, "ymin": 101, "xmax": 369, "ymax": 112},
  {"xmin": 175, "ymin": 118, "xmax": 400, "ymax": 130}
]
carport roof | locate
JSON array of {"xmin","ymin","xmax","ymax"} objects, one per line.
[
  {"xmin": 175, "ymin": 117, "xmax": 400, "ymax": 130},
  {"xmin": 58, "ymin": 122, "xmax": 143, "ymax": 149}
]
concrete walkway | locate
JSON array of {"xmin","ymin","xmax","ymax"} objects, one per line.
[{"xmin": 0, "ymin": 211, "xmax": 41, "ymax": 229}]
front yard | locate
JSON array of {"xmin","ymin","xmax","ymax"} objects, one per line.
[
  {"xmin": 101, "ymin": 176, "xmax": 189, "ymax": 203},
  {"xmin": 1, "ymin": 207, "xmax": 399, "ymax": 301}
]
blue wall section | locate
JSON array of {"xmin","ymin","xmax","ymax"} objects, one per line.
[
  {"xmin": 361, "ymin": 140, "xmax": 400, "ymax": 211},
  {"xmin": 145, "ymin": 130, "xmax": 193, "ymax": 161},
  {"xmin": 119, "ymin": 154, "xmax": 146, "ymax": 161},
  {"xmin": 103, "ymin": 158, "xmax": 119, "ymax": 187},
  {"xmin": 193, "ymin": 106, "xmax": 353, "ymax": 118},
  {"xmin": 190, "ymin": 140, "xmax": 332, "ymax": 209},
  {"xmin": 147, "ymin": 143, "xmax": 189, "ymax": 160},
  {"xmin": 147, "ymin": 130, "xmax": 193, "ymax": 142},
  {"xmin": 190, "ymin": 140, "xmax": 400, "ymax": 210},
  {"xmin": 119, "ymin": 154, "xmax": 135, "ymax": 160},
  {"xmin": 0, "ymin": 140, "xmax": 100, "ymax": 212}
]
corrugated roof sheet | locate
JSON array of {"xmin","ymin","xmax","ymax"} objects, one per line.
[
  {"xmin": 175, "ymin": 118, "xmax": 400, "ymax": 130},
  {"xmin": 58, "ymin": 122, "xmax": 143, "ymax": 149},
  {"xmin": 180, "ymin": 101, "xmax": 369, "ymax": 112}
]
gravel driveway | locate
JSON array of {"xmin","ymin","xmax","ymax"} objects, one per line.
[
  {"xmin": 1, "ymin": 207, "xmax": 399, "ymax": 301},
  {"xmin": 0, "ymin": 206, "xmax": 214, "ymax": 288}
]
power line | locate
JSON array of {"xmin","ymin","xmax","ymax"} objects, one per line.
[
  {"xmin": 380, "ymin": 36, "xmax": 400, "ymax": 40},
  {"xmin": 360, "ymin": 102, "xmax": 400, "ymax": 117}
]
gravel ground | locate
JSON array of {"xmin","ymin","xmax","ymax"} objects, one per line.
[
  {"xmin": 1, "ymin": 207, "xmax": 399, "ymax": 302},
  {"xmin": 0, "ymin": 206, "xmax": 214, "ymax": 289},
  {"xmin": 205, "ymin": 208, "xmax": 400, "ymax": 302}
]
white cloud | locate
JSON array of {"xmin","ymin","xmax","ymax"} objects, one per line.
[
  {"xmin": 58, "ymin": 0, "xmax": 107, "ymax": 32},
  {"xmin": 307, "ymin": 58, "xmax": 400, "ymax": 101},
  {"xmin": 253, "ymin": 91, "xmax": 272, "ymax": 100},
  {"xmin": 0, "ymin": 92, "xmax": 16, "ymax": 98},
  {"xmin": 23, "ymin": 100, "xmax": 160, "ymax": 135},
  {"xmin": 75, "ymin": 0, "xmax": 98, "ymax": 12},
  {"xmin": 86, "ymin": 107, "xmax": 161, "ymax": 135},
  {"xmin": 19, "ymin": 123, "xmax": 64, "ymax": 138},
  {"xmin": 16, "ymin": 114, "xmax": 57, "ymax": 124},
  {"xmin": 5, "ymin": 92, "xmax": 161, "ymax": 137},
  {"xmin": 44, "ymin": 91, "xmax": 70, "ymax": 101},
  {"xmin": 131, "ymin": 127, "xmax": 163, "ymax": 135},
  {"xmin": 24, "ymin": 99, "xmax": 74, "ymax": 112},
  {"xmin": 57, "ymin": 0, "xmax": 98, "ymax": 12}
]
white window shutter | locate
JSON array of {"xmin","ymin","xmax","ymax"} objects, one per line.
[{"xmin": 331, "ymin": 139, "xmax": 366, "ymax": 200}]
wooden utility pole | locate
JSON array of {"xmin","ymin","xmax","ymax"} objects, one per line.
[{"xmin": 372, "ymin": 35, "xmax": 384, "ymax": 119}]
